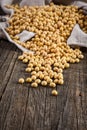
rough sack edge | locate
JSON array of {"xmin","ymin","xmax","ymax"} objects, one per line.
[
  {"xmin": 0, "ymin": 0, "xmax": 48, "ymax": 52},
  {"xmin": 0, "ymin": 0, "xmax": 87, "ymax": 50},
  {"xmin": 67, "ymin": 24, "xmax": 87, "ymax": 47},
  {"xmin": 0, "ymin": 23, "xmax": 34, "ymax": 53}
]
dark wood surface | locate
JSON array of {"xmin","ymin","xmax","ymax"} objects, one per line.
[{"xmin": 0, "ymin": 39, "xmax": 87, "ymax": 130}]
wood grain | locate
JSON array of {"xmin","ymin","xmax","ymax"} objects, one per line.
[{"xmin": 0, "ymin": 40, "xmax": 87, "ymax": 130}]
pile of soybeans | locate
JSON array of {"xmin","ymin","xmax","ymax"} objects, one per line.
[{"xmin": 6, "ymin": 3, "xmax": 87, "ymax": 96}]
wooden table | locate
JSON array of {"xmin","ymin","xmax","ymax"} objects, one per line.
[{"xmin": 0, "ymin": 39, "xmax": 87, "ymax": 130}]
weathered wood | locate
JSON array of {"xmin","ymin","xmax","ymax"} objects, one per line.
[{"xmin": 0, "ymin": 40, "xmax": 87, "ymax": 130}]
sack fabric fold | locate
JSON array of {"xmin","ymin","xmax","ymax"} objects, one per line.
[{"xmin": 0, "ymin": 0, "xmax": 87, "ymax": 52}]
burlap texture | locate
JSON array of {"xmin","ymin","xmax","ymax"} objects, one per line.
[{"xmin": 0, "ymin": 0, "xmax": 87, "ymax": 52}]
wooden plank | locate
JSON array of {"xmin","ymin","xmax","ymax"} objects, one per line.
[
  {"xmin": 56, "ymin": 52, "xmax": 87, "ymax": 130},
  {"xmin": 22, "ymin": 86, "xmax": 47, "ymax": 130},
  {"xmin": 0, "ymin": 40, "xmax": 16, "ymax": 68},
  {"xmin": 0, "ymin": 40, "xmax": 87, "ymax": 130},
  {"xmin": 0, "ymin": 40, "xmax": 18, "ymax": 100},
  {"xmin": 0, "ymin": 41, "xmax": 28, "ymax": 130}
]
